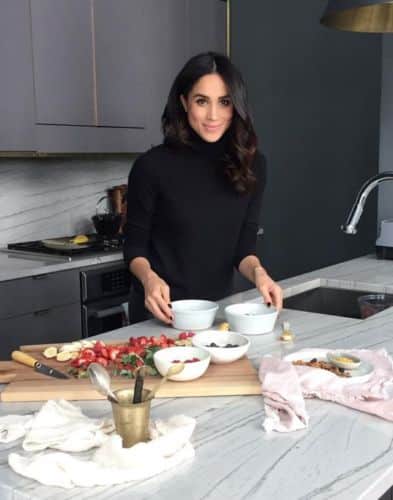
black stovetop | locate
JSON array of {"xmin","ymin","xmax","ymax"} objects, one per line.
[{"xmin": 8, "ymin": 234, "xmax": 123, "ymax": 257}]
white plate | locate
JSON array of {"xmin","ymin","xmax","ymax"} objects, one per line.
[{"xmin": 284, "ymin": 350, "xmax": 374, "ymax": 384}]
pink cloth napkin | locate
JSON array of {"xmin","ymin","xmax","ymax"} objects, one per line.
[{"xmin": 259, "ymin": 348, "xmax": 393, "ymax": 433}]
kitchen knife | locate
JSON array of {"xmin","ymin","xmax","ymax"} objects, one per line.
[{"xmin": 11, "ymin": 351, "xmax": 70, "ymax": 379}]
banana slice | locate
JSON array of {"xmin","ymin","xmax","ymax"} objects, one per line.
[
  {"xmin": 43, "ymin": 346, "xmax": 58, "ymax": 359},
  {"xmin": 70, "ymin": 234, "xmax": 89, "ymax": 245},
  {"xmin": 56, "ymin": 351, "xmax": 73, "ymax": 362},
  {"xmin": 217, "ymin": 322, "xmax": 230, "ymax": 331},
  {"xmin": 59, "ymin": 341, "xmax": 82, "ymax": 353}
]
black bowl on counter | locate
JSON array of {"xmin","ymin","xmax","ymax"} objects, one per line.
[{"xmin": 92, "ymin": 213, "xmax": 122, "ymax": 238}]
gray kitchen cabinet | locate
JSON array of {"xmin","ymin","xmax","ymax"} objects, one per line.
[
  {"xmin": 186, "ymin": 0, "xmax": 227, "ymax": 56},
  {"xmin": 30, "ymin": 0, "xmax": 95, "ymax": 127},
  {"xmin": 0, "ymin": 1, "xmax": 35, "ymax": 151},
  {"xmin": 0, "ymin": 303, "xmax": 81, "ymax": 360},
  {"xmin": 0, "ymin": 0, "xmax": 227, "ymax": 154},
  {"xmin": 0, "ymin": 269, "xmax": 81, "ymax": 360}
]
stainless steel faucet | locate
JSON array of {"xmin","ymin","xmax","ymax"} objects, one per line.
[{"xmin": 342, "ymin": 172, "xmax": 393, "ymax": 234}]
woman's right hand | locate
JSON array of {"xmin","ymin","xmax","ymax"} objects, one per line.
[{"xmin": 143, "ymin": 271, "xmax": 173, "ymax": 324}]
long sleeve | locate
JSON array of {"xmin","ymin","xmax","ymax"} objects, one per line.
[
  {"xmin": 233, "ymin": 152, "xmax": 267, "ymax": 269},
  {"xmin": 123, "ymin": 156, "xmax": 158, "ymax": 267}
]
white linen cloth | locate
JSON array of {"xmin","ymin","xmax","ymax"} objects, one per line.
[
  {"xmin": 259, "ymin": 348, "xmax": 393, "ymax": 433},
  {"xmin": 0, "ymin": 400, "xmax": 113, "ymax": 450},
  {"xmin": 8, "ymin": 414, "xmax": 196, "ymax": 489},
  {"xmin": 0, "ymin": 414, "xmax": 33, "ymax": 443}
]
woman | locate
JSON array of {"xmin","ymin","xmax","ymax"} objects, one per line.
[{"xmin": 124, "ymin": 52, "xmax": 282, "ymax": 325}]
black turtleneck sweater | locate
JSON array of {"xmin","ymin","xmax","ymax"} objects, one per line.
[{"xmin": 123, "ymin": 132, "xmax": 266, "ymax": 302}]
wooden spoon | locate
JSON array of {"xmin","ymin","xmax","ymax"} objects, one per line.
[{"xmin": 147, "ymin": 363, "xmax": 185, "ymax": 400}]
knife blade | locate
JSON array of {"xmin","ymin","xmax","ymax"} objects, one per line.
[{"xmin": 11, "ymin": 351, "xmax": 70, "ymax": 379}]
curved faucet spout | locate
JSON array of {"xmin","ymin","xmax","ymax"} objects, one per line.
[{"xmin": 342, "ymin": 172, "xmax": 393, "ymax": 234}]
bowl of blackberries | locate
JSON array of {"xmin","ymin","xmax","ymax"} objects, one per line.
[{"xmin": 192, "ymin": 330, "xmax": 250, "ymax": 364}]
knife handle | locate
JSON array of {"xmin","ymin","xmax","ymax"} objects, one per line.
[{"xmin": 12, "ymin": 350, "xmax": 37, "ymax": 368}]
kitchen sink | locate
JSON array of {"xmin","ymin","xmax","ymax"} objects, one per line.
[{"xmin": 284, "ymin": 286, "xmax": 392, "ymax": 319}]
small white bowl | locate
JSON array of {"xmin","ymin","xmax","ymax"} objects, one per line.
[
  {"xmin": 192, "ymin": 330, "xmax": 250, "ymax": 364},
  {"xmin": 327, "ymin": 352, "xmax": 361, "ymax": 370},
  {"xmin": 225, "ymin": 302, "xmax": 278, "ymax": 335},
  {"xmin": 153, "ymin": 346, "xmax": 210, "ymax": 381},
  {"xmin": 171, "ymin": 299, "xmax": 218, "ymax": 330}
]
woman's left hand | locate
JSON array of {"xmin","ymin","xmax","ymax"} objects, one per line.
[{"xmin": 254, "ymin": 268, "xmax": 283, "ymax": 310}]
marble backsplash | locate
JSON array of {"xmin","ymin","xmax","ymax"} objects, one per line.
[{"xmin": 0, "ymin": 157, "xmax": 134, "ymax": 246}]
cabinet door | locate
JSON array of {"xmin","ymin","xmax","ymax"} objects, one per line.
[
  {"xmin": 30, "ymin": 0, "xmax": 95, "ymax": 126},
  {"xmin": 0, "ymin": 270, "xmax": 80, "ymax": 320},
  {"xmin": 186, "ymin": 0, "xmax": 227, "ymax": 56},
  {"xmin": 0, "ymin": 0, "xmax": 35, "ymax": 151},
  {"xmin": 0, "ymin": 303, "xmax": 82, "ymax": 360},
  {"xmin": 93, "ymin": 0, "xmax": 148, "ymax": 128}
]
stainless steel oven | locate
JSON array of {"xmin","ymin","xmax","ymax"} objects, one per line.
[{"xmin": 80, "ymin": 262, "xmax": 130, "ymax": 337}]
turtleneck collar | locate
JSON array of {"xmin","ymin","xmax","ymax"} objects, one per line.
[{"xmin": 188, "ymin": 127, "xmax": 230, "ymax": 161}]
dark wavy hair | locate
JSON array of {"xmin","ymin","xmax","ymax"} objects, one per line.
[{"xmin": 162, "ymin": 52, "xmax": 257, "ymax": 194}]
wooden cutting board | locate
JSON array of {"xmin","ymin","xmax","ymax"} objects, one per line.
[{"xmin": 0, "ymin": 341, "xmax": 261, "ymax": 402}]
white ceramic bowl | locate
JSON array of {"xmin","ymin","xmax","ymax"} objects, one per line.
[
  {"xmin": 225, "ymin": 302, "xmax": 278, "ymax": 335},
  {"xmin": 192, "ymin": 330, "xmax": 250, "ymax": 364},
  {"xmin": 153, "ymin": 346, "xmax": 211, "ymax": 381},
  {"xmin": 171, "ymin": 299, "xmax": 218, "ymax": 331}
]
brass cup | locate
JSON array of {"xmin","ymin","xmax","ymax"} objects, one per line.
[{"xmin": 111, "ymin": 388, "xmax": 152, "ymax": 448}]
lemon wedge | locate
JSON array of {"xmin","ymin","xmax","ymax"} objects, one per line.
[{"xmin": 70, "ymin": 234, "xmax": 89, "ymax": 245}]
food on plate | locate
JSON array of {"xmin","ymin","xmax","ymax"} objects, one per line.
[
  {"xmin": 43, "ymin": 346, "xmax": 58, "ymax": 359},
  {"xmin": 292, "ymin": 358, "xmax": 350, "ymax": 377},
  {"xmin": 70, "ymin": 234, "xmax": 89, "ymax": 244},
  {"xmin": 217, "ymin": 322, "xmax": 230, "ymax": 331},
  {"xmin": 56, "ymin": 351, "xmax": 73, "ymax": 362},
  {"xmin": 334, "ymin": 356, "xmax": 357, "ymax": 364}
]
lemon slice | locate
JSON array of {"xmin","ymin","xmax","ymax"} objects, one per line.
[{"xmin": 70, "ymin": 234, "xmax": 89, "ymax": 245}]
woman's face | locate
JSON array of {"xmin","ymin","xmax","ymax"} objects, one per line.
[{"xmin": 180, "ymin": 73, "xmax": 233, "ymax": 143}]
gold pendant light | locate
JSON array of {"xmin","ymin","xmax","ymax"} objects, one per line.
[{"xmin": 321, "ymin": 0, "xmax": 393, "ymax": 32}]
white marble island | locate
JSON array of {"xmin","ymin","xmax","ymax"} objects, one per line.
[{"xmin": 1, "ymin": 255, "xmax": 393, "ymax": 500}]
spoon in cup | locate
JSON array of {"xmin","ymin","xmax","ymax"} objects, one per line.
[{"xmin": 87, "ymin": 362, "xmax": 119, "ymax": 404}]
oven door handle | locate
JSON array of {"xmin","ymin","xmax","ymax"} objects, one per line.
[
  {"xmin": 82, "ymin": 304, "xmax": 89, "ymax": 339},
  {"xmin": 80, "ymin": 271, "xmax": 87, "ymax": 302},
  {"xmin": 91, "ymin": 305, "xmax": 125, "ymax": 319}
]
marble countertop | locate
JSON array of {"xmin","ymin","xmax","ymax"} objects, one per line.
[
  {"xmin": 0, "ymin": 249, "xmax": 124, "ymax": 281},
  {"xmin": 1, "ymin": 254, "xmax": 393, "ymax": 499}
]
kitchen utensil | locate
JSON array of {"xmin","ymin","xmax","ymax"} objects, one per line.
[
  {"xmin": 11, "ymin": 351, "xmax": 69, "ymax": 379},
  {"xmin": 171, "ymin": 299, "xmax": 218, "ymax": 330},
  {"xmin": 153, "ymin": 346, "xmax": 210, "ymax": 381},
  {"xmin": 132, "ymin": 366, "xmax": 145, "ymax": 404},
  {"xmin": 111, "ymin": 388, "xmax": 152, "ymax": 448},
  {"xmin": 87, "ymin": 363, "xmax": 119, "ymax": 403},
  {"xmin": 225, "ymin": 302, "xmax": 278, "ymax": 335},
  {"xmin": 92, "ymin": 195, "xmax": 122, "ymax": 238},
  {"xmin": 192, "ymin": 331, "xmax": 250, "ymax": 364},
  {"xmin": 357, "ymin": 293, "xmax": 393, "ymax": 319},
  {"xmin": 147, "ymin": 363, "xmax": 185, "ymax": 400}
]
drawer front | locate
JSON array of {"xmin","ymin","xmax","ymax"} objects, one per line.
[
  {"xmin": 0, "ymin": 269, "xmax": 80, "ymax": 319},
  {"xmin": 0, "ymin": 302, "xmax": 82, "ymax": 360}
]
